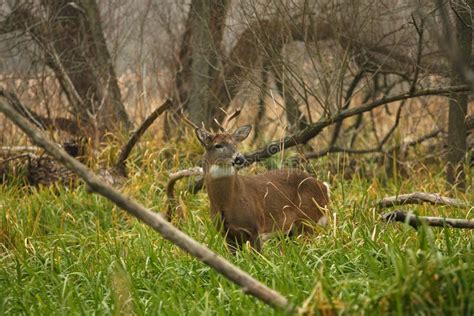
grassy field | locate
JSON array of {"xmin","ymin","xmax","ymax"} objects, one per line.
[{"xmin": 0, "ymin": 140, "xmax": 473, "ymax": 315}]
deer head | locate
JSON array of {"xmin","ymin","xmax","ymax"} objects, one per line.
[{"xmin": 195, "ymin": 125, "xmax": 251, "ymax": 175}]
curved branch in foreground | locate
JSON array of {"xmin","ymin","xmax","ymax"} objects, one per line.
[
  {"xmin": 165, "ymin": 167, "xmax": 203, "ymax": 220},
  {"xmin": 244, "ymin": 85, "xmax": 469, "ymax": 164},
  {"xmin": 382, "ymin": 210, "xmax": 474, "ymax": 229},
  {"xmin": 115, "ymin": 99, "xmax": 173, "ymax": 177},
  {"xmin": 377, "ymin": 192, "xmax": 470, "ymax": 209},
  {"xmin": 0, "ymin": 97, "xmax": 292, "ymax": 311}
]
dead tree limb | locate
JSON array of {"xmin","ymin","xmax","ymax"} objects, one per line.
[
  {"xmin": 244, "ymin": 85, "xmax": 469, "ymax": 164},
  {"xmin": 382, "ymin": 210, "xmax": 474, "ymax": 229},
  {"xmin": 1, "ymin": 146, "xmax": 41, "ymax": 153},
  {"xmin": 303, "ymin": 128, "xmax": 443, "ymax": 160},
  {"xmin": 305, "ymin": 146, "xmax": 381, "ymax": 159},
  {"xmin": 115, "ymin": 99, "xmax": 173, "ymax": 177},
  {"xmin": 384, "ymin": 129, "xmax": 443, "ymax": 153},
  {"xmin": 165, "ymin": 167, "xmax": 204, "ymax": 220},
  {"xmin": 0, "ymin": 96, "xmax": 292, "ymax": 311},
  {"xmin": 0, "ymin": 154, "xmax": 36, "ymax": 165},
  {"xmin": 329, "ymin": 69, "xmax": 366, "ymax": 148},
  {"xmin": 377, "ymin": 192, "xmax": 470, "ymax": 209},
  {"xmin": 0, "ymin": 89, "xmax": 81, "ymax": 135}
]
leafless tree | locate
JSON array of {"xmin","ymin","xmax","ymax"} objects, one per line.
[{"xmin": 1, "ymin": 0, "xmax": 131, "ymax": 138}]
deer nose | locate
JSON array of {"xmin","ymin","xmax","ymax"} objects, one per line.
[{"xmin": 232, "ymin": 153, "xmax": 246, "ymax": 167}]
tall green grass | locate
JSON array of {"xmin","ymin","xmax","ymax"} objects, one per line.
[{"xmin": 0, "ymin": 140, "xmax": 472, "ymax": 315}]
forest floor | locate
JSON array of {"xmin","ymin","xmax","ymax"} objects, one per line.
[{"xmin": 0, "ymin": 136, "xmax": 472, "ymax": 315}]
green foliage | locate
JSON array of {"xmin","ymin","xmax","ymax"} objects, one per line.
[{"xmin": 0, "ymin": 142, "xmax": 472, "ymax": 315}]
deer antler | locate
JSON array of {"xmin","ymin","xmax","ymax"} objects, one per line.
[
  {"xmin": 179, "ymin": 108, "xmax": 241, "ymax": 133},
  {"xmin": 178, "ymin": 109, "xmax": 203, "ymax": 130},
  {"xmin": 216, "ymin": 108, "xmax": 241, "ymax": 132}
]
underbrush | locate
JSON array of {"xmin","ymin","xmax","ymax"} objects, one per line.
[{"xmin": 0, "ymin": 141, "xmax": 472, "ymax": 315}]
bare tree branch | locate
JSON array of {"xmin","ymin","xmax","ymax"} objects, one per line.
[
  {"xmin": 115, "ymin": 99, "xmax": 173, "ymax": 177},
  {"xmin": 303, "ymin": 128, "xmax": 442, "ymax": 161},
  {"xmin": 377, "ymin": 192, "xmax": 470, "ymax": 209},
  {"xmin": 0, "ymin": 154, "xmax": 36, "ymax": 165},
  {"xmin": 384, "ymin": 129, "xmax": 443, "ymax": 153},
  {"xmin": 0, "ymin": 96, "xmax": 292, "ymax": 311},
  {"xmin": 329, "ymin": 70, "xmax": 366, "ymax": 148},
  {"xmin": 382, "ymin": 210, "xmax": 474, "ymax": 229},
  {"xmin": 244, "ymin": 85, "xmax": 469, "ymax": 164},
  {"xmin": 409, "ymin": 13, "xmax": 425, "ymax": 93},
  {"xmin": 165, "ymin": 167, "xmax": 204, "ymax": 220},
  {"xmin": 0, "ymin": 89, "xmax": 81, "ymax": 135}
]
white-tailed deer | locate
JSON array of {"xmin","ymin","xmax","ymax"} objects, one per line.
[{"xmin": 195, "ymin": 114, "xmax": 330, "ymax": 252}]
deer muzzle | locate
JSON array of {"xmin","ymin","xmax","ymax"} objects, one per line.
[{"xmin": 232, "ymin": 153, "xmax": 246, "ymax": 167}]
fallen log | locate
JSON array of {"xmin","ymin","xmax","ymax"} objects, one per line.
[
  {"xmin": 382, "ymin": 210, "xmax": 474, "ymax": 229},
  {"xmin": 377, "ymin": 192, "xmax": 470, "ymax": 209}
]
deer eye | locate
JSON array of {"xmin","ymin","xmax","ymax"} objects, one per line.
[{"xmin": 214, "ymin": 143, "xmax": 223, "ymax": 149}]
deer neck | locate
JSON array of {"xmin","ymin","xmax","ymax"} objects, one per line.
[{"xmin": 205, "ymin": 164, "xmax": 241, "ymax": 208}]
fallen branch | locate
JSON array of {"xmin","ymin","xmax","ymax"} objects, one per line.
[
  {"xmin": 382, "ymin": 210, "xmax": 474, "ymax": 229},
  {"xmin": 0, "ymin": 153, "xmax": 36, "ymax": 165},
  {"xmin": 0, "ymin": 95, "xmax": 291, "ymax": 311},
  {"xmin": 115, "ymin": 99, "xmax": 173, "ymax": 177},
  {"xmin": 1, "ymin": 146, "xmax": 41, "ymax": 153},
  {"xmin": 377, "ymin": 192, "xmax": 470, "ymax": 209},
  {"xmin": 244, "ymin": 85, "xmax": 469, "ymax": 164},
  {"xmin": 165, "ymin": 167, "xmax": 203, "ymax": 219}
]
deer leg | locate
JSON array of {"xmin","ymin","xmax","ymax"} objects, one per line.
[
  {"xmin": 225, "ymin": 227, "xmax": 261, "ymax": 253},
  {"xmin": 226, "ymin": 237, "xmax": 241, "ymax": 255},
  {"xmin": 289, "ymin": 220, "xmax": 316, "ymax": 236},
  {"xmin": 250, "ymin": 234, "xmax": 262, "ymax": 252},
  {"xmin": 225, "ymin": 228, "xmax": 248, "ymax": 254}
]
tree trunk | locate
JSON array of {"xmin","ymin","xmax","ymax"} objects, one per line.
[
  {"xmin": 47, "ymin": 0, "xmax": 131, "ymax": 136},
  {"xmin": 187, "ymin": 0, "xmax": 212, "ymax": 126},
  {"xmin": 4, "ymin": 1, "xmax": 132, "ymax": 137},
  {"xmin": 186, "ymin": 0, "xmax": 229, "ymax": 127},
  {"xmin": 446, "ymin": 1, "xmax": 472, "ymax": 190}
]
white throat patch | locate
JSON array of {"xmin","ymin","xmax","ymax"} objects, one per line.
[{"xmin": 209, "ymin": 164, "xmax": 236, "ymax": 179}]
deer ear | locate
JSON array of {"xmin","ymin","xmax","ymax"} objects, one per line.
[
  {"xmin": 195, "ymin": 128, "xmax": 213, "ymax": 146},
  {"xmin": 233, "ymin": 125, "xmax": 252, "ymax": 142}
]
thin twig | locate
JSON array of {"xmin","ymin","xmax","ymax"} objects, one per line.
[
  {"xmin": 384, "ymin": 129, "xmax": 442, "ymax": 153},
  {"xmin": 329, "ymin": 70, "xmax": 365, "ymax": 148},
  {"xmin": 409, "ymin": 13, "xmax": 424, "ymax": 93},
  {"xmin": 0, "ymin": 96, "xmax": 292, "ymax": 312}
]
